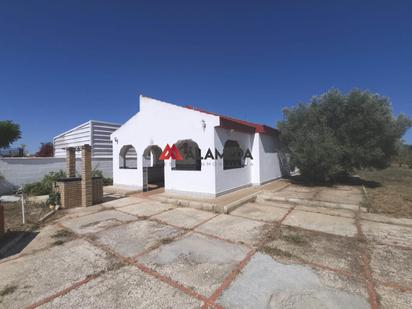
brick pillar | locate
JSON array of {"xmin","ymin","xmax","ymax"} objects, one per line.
[
  {"xmin": 66, "ymin": 147, "xmax": 76, "ymax": 177},
  {"xmin": 81, "ymin": 144, "xmax": 92, "ymax": 207}
]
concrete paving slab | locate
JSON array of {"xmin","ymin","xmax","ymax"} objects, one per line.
[
  {"xmin": 360, "ymin": 220, "xmax": 412, "ymax": 247},
  {"xmin": 375, "ymin": 285, "xmax": 412, "ymax": 309},
  {"xmin": 259, "ymin": 190, "xmax": 362, "ymax": 212},
  {"xmin": 0, "ymin": 239, "xmax": 117, "ymax": 309},
  {"xmin": 262, "ymin": 226, "xmax": 361, "ymax": 274},
  {"xmin": 39, "ymin": 265, "xmax": 202, "ymax": 309},
  {"xmin": 273, "ymin": 196, "xmax": 361, "ymax": 212},
  {"xmin": 214, "ymin": 179, "xmax": 287, "ymax": 210},
  {"xmin": 61, "ymin": 210, "xmax": 137, "ymax": 234},
  {"xmin": 254, "ymin": 198, "xmax": 295, "ymax": 209},
  {"xmin": 230, "ymin": 202, "xmax": 289, "ymax": 222},
  {"xmin": 20, "ymin": 224, "xmax": 75, "ymax": 255},
  {"xmin": 369, "ymin": 242, "xmax": 412, "ymax": 287},
  {"xmin": 139, "ymin": 233, "xmax": 250, "ymax": 297},
  {"xmin": 118, "ymin": 201, "xmax": 176, "ymax": 217},
  {"xmin": 316, "ymin": 188, "xmax": 364, "ymax": 205},
  {"xmin": 100, "ymin": 196, "xmax": 146, "ymax": 208},
  {"xmin": 58, "ymin": 204, "xmax": 106, "ymax": 220},
  {"xmin": 217, "ymin": 252, "xmax": 369, "ymax": 309},
  {"xmin": 360, "ymin": 212, "xmax": 412, "ymax": 227},
  {"xmin": 282, "ymin": 210, "xmax": 357, "ymax": 237},
  {"xmin": 273, "ymin": 187, "xmax": 317, "ymax": 200},
  {"xmin": 314, "ymin": 266, "xmax": 369, "ymax": 301},
  {"xmin": 94, "ymin": 220, "xmax": 184, "ymax": 258},
  {"xmin": 195, "ymin": 214, "xmax": 267, "ymax": 246},
  {"xmin": 103, "ymin": 185, "xmax": 141, "ymax": 196},
  {"xmin": 154, "ymin": 194, "xmax": 216, "ymax": 212},
  {"xmin": 294, "ymin": 204, "xmax": 356, "ymax": 218},
  {"xmin": 151, "ymin": 207, "xmax": 215, "ymax": 229}
]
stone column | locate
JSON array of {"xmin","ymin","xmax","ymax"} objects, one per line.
[
  {"xmin": 66, "ymin": 147, "xmax": 76, "ymax": 177},
  {"xmin": 81, "ymin": 144, "xmax": 92, "ymax": 207}
]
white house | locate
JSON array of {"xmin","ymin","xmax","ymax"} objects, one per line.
[
  {"xmin": 111, "ymin": 95, "xmax": 289, "ymax": 197},
  {"xmin": 54, "ymin": 120, "xmax": 121, "ymax": 158}
]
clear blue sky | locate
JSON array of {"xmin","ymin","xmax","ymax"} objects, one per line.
[{"xmin": 1, "ymin": 1, "xmax": 411, "ymax": 153}]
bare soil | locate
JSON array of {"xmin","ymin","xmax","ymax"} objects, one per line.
[
  {"xmin": 0, "ymin": 200, "xmax": 65, "ymax": 258},
  {"xmin": 1, "ymin": 201, "xmax": 51, "ymax": 232},
  {"xmin": 260, "ymin": 225, "xmax": 363, "ymax": 276},
  {"xmin": 358, "ymin": 166, "xmax": 412, "ymax": 218}
]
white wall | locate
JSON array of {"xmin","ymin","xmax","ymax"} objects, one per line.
[
  {"xmin": 258, "ymin": 133, "xmax": 283, "ymax": 183},
  {"xmin": 214, "ymin": 127, "xmax": 255, "ymax": 195},
  {"xmin": 0, "ymin": 157, "xmax": 113, "ymax": 195},
  {"xmin": 250, "ymin": 133, "xmax": 261, "ymax": 185},
  {"xmin": 214, "ymin": 130, "xmax": 283, "ymax": 194}
]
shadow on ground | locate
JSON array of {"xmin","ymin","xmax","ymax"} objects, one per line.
[
  {"xmin": 0, "ymin": 231, "xmax": 39, "ymax": 259},
  {"xmin": 288, "ymin": 174, "xmax": 381, "ymax": 189}
]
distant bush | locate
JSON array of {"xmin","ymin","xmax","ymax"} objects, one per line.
[
  {"xmin": 395, "ymin": 142, "xmax": 412, "ymax": 168},
  {"xmin": 92, "ymin": 169, "xmax": 113, "ymax": 186},
  {"xmin": 23, "ymin": 170, "xmax": 66, "ymax": 196},
  {"xmin": 35, "ymin": 142, "xmax": 54, "ymax": 157},
  {"xmin": 103, "ymin": 177, "xmax": 113, "ymax": 186}
]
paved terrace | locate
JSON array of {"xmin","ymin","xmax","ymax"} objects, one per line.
[{"xmin": 1, "ymin": 183, "xmax": 411, "ymax": 308}]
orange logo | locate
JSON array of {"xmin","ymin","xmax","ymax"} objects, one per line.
[{"xmin": 159, "ymin": 144, "xmax": 183, "ymax": 160}]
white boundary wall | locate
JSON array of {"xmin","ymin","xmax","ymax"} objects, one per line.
[{"xmin": 0, "ymin": 157, "xmax": 112, "ymax": 195}]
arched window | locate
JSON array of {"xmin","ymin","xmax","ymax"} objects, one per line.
[
  {"xmin": 173, "ymin": 139, "xmax": 201, "ymax": 171},
  {"xmin": 143, "ymin": 145, "xmax": 164, "ymax": 168},
  {"xmin": 119, "ymin": 145, "xmax": 137, "ymax": 169},
  {"xmin": 223, "ymin": 140, "xmax": 243, "ymax": 170}
]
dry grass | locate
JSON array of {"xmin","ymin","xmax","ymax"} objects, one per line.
[
  {"xmin": 1, "ymin": 201, "xmax": 51, "ymax": 232},
  {"xmin": 358, "ymin": 166, "xmax": 412, "ymax": 218}
]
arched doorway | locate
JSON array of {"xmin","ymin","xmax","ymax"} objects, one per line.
[{"xmin": 142, "ymin": 145, "xmax": 164, "ymax": 191}]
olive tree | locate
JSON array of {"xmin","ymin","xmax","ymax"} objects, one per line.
[
  {"xmin": 0, "ymin": 120, "xmax": 21, "ymax": 149},
  {"xmin": 278, "ymin": 89, "xmax": 412, "ymax": 182}
]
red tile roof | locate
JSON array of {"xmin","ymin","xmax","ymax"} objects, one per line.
[{"xmin": 184, "ymin": 105, "xmax": 279, "ymax": 136}]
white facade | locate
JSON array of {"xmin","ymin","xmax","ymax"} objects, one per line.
[
  {"xmin": 54, "ymin": 120, "xmax": 121, "ymax": 158},
  {"xmin": 111, "ymin": 95, "xmax": 287, "ymax": 197}
]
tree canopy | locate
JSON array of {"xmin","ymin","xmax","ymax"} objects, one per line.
[
  {"xmin": 278, "ymin": 89, "xmax": 412, "ymax": 182},
  {"xmin": 0, "ymin": 120, "xmax": 21, "ymax": 149}
]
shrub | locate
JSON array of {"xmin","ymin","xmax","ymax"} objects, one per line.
[
  {"xmin": 395, "ymin": 142, "xmax": 412, "ymax": 168},
  {"xmin": 278, "ymin": 89, "xmax": 412, "ymax": 182},
  {"xmin": 92, "ymin": 169, "xmax": 113, "ymax": 185},
  {"xmin": 47, "ymin": 191, "xmax": 61, "ymax": 206},
  {"xmin": 23, "ymin": 170, "xmax": 66, "ymax": 196}
]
